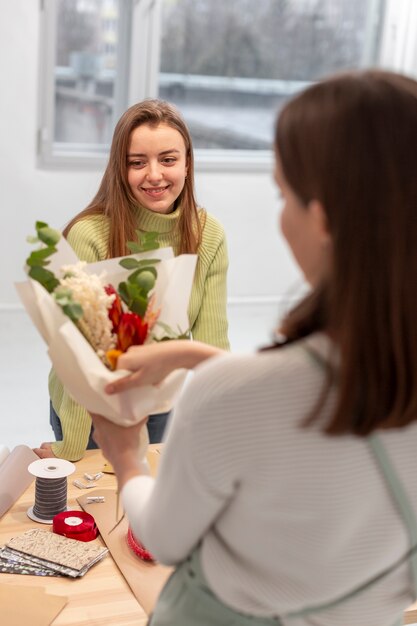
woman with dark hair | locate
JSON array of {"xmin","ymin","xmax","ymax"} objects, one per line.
[
  {"xmin": 92, "ymin": 71, "xmax": 417, "ymax": 625},
  {"xmin": 35, "ymin": 99, "xmax": 229, "ymax": 461}
]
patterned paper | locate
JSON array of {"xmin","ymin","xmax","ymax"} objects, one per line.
[
  {"xmin": 6, "ymin": 529, "xmax": 108, "ymax": 574},
  {"xmin": 0, "ymin": 558, "xmax": 60, "ymax": 577}
]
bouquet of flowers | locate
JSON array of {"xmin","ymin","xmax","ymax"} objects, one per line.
[{"xmin": 16, "ymin": 222, "xmax": 197, "ymax": 427}]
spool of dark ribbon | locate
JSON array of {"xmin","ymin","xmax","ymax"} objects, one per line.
[
  {"xmin": 53, "ymin": 510, "xmax": 98, "ymax": 542},
  {"xmin": 27, "ymin": 458, "xmax": 75, "ymax": 524}
]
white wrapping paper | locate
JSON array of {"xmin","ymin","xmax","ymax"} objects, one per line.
[{"xmin": 16, "ymin": 237, "xmax": 197, "ymax": 427}]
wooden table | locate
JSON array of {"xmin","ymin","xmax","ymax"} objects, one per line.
[
  {"xmin": 0, "ymin": 446, "xmax": 164, "ymax": 625},
  {"xmin": 404, "ymin": 602, "xmax": 417, "ymax": 624}
]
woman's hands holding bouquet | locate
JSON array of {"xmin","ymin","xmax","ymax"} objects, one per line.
[
  {"xmin": 90, "ymin": 413, "xmax": 149, "ymax": 489},
  {"xmin": 90, "ymin": 340, "xmax": 224, "ymax": 486},
  {"xmin": 104, "ymin": 340, "xmax": 225, "ymax": 394}
]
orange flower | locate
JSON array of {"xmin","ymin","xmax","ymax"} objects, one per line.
[
  {"xmin": 144, "ymin": 293, "xmax": 161, "ymax": 331},
  {"xmin": 117, "ymin": 312, "xmax": 148, "ymax": 352},
  {"xmin": 105, "ymin": 349, "xmax": 123, "ymax": 371}
]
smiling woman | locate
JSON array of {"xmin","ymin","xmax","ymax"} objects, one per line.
[{"xmin": 36, "ymin": 99, "xmax": 230, "ymax": 463}]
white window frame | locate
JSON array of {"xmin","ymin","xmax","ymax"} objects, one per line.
[
  {"xmin": 37, "ymin": 0, "xmax": 159, "ymax": 170},
  {"xmin": 38, "ymin": 0, "xmax": 394, "ymax": 172},
  {"xmin": 378, "ymin": 0, "xmax": 417, "ymax": 77}
]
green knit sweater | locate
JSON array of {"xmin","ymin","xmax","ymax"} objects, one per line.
[{"xmin": 49, "ymin": 204, "xmax": 229, "ymax": 460}]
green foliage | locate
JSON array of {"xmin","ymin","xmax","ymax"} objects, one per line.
[
  {"xmin": 119, "ymin": 257, "xmax": 160, "ymax": 270},
  {"xmin": 53, "ymin": 287, "xmax": 83, "ymax": 321},
  {"xmin": 126, "ymin": 231, "xmax": 159, "ymax": 253},
  {"xmin": 26, "ymin": 222, "xmax": 84, "ymax": 317},
  {"xmin": 25, "ymin": 222, "xmax": 61, "ymax": 293},
  {"xmin": 26, "ymin": 246, "xmax": 58, "ymax": 267},
  {"xmin": 118, "ymin": 280, "xmax": 148, "ymax": 317},
  {"xmin": 28, "ymin": 266, "xmax": 60, "ymax": 294},
  {"xmin": 117, "ymin": 231, "xmax": 161, "ymax": 319},
  {"xmin": 153, "ymin": 321, "xmax": 191, "ymax": 342}
]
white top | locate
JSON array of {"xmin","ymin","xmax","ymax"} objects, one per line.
[{"xmin": 122, "ymin": 334, "xmax": 417, "ymax": 626}]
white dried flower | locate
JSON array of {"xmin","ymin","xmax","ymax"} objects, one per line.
[{"xmin": 57, "ymin": 262, "xmax": 116, "ymax": 355}]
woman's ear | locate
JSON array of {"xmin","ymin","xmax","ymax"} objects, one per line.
[{"xmin": 308, "ymin": 199, "xmax": 332, "ymax": 246}]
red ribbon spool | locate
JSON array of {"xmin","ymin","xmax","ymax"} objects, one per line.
[
  {"xmin": 126, "ymin": 526, "xmax": 154, "ymax": 561},
  {"xmin": 53, "ymin": 510, "xmax": 98, "ymax": 542}
]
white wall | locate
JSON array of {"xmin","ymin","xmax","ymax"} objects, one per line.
[{"xmin": 0, "ymin": 1, "xmax": 302, "ymax": 311}]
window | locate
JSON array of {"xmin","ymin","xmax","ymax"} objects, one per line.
[
  {"xmin": 158, "ymin": 0, "xmax": 384, "ymax": 152},
  {"xmin": 39, "ymin": 0, "xmax": 394, "ymax": 168},
  {"xmin": 38, "ymin": 0, "xmax": 135, "ymax": 166}
]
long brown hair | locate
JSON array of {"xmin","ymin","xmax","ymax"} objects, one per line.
[
  {"xmin": 63, "ymin": 99, "xmax": 203, "ymax": 256},
  {"xmin": 275, "ymin": 70, "xmax": 417, "ymax": 435}
]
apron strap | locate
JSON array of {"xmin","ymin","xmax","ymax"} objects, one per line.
[
  {"xmin": 368, "ymin": 433, "xmax": 417, "ymax": 597},
  {"xmin": 281, "ymin": 345, "xmax": 417, "ymax": 621}
]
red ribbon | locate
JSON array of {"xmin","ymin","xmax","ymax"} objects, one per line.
[
  {"xmin": 126, "ymin": 526, "xmax": 154, "ymax": 561},
  {"xmin": 53, "ymin": 510, "xmax": 98, "ymax": 542}
]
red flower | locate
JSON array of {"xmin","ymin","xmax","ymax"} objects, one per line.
[
  {"xmin": 105, "ymin": 284, "xmax": 123, "ymax": 331},
  {"xmin": 117, "ymin": 312, "xmax": 148, "ymax": 352}
]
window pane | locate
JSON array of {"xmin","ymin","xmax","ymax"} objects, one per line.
[
  {"xmin": 158, "ymin": 0, "xmax": 383, "ymax": 150},
  {"xmin": 54, "ymin": 0, "xmax": 119, "ymax": 147}
]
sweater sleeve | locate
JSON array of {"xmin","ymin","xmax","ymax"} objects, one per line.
[
  {"xmin": 121, "ymin": 369, "xmax": 233, "ymax": 565},
  {"xmin": 65, "ymin": 218, "xmax": 109, "ymax": 262},
  {"xmin": 49, "ymin": 217, "xmax": 108, "ymax": 460},
  {"xmin": 190, "ymin": 222, "xmax": 230, "ymax": 350}
]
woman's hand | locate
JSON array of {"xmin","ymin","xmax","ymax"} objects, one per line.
[
  {"xmin": 33, "ymin": 442, "xmax": 57, "ymax": 459},
  {"xmin": 90, "ymin": 413, "xmax": 148, "ymax": 488},
  {"xmin": 105, "ymin": 340, "xmax": 224, "ymax": 395}
]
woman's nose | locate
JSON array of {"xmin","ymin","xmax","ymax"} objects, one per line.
[{"xmin": 146, "ymin": 161, "xmax": 163, "ymax": 182}]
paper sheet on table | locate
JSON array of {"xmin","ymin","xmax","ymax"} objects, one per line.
[
  {"xmin": 16, "ymin": 238, "xmax": 197, "ymax": 426},
  {"xmin": 0, "ymin": 445, "xmax": 38, "ymax": 518},
  {"xmin": 78, "ymin": 489, "xmax": 171, "ymax": 615},
  {"xmin": 0, "ymin": 584, "xmax": 67, "ymax": 626}
]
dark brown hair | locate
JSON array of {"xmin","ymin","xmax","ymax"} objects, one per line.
[
  {"xmin": 63, "ymin": 99, "xmax": 203, "ymax": 256},
  {"xmin": 275, "ymin": 70, "xmax": 417, "ymax": 435}
]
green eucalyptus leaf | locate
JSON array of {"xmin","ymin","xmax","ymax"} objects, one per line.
[
  {"xmin": 130, "ymin": 296, "xmax": 147, "ymax": 318},
  {"xmin": 138, "ymin": 241, "xmax": 161, "ymax": 252},
  {"xmin": 29, "ymin": 266, "xmax": 60, "ymax": 293},
  {"xmin": 136, "ymin": 258, "xmax": 160, "ymax": 267},
  {"xmin": 126, "ymin": 242, "xmax": 144, "ymax": 254},
  {"xmin": 35, "ymin": 221, "xmax": 48, "ymax": 230},
  {"xmin": 54, "ymin": 286, "xmax": 73, "ymax": 298},
  {"xmin": 155, "ymin": 321, "xmax": 190, "ymax": 340},
  {"xmin": 54, "ymin": 296, "xmax": 71, "ymax": 306},
  {"xmin": 130, "ymin": 269, "xmax": 155, "ymax": 293},
  {"xmin": 53, "ymin": 288, "xmax": 73, "ymax": 307},
  {"xmin": 119, "ymin": 258, "xmax": 141, "ymax": 270},
  {"xmin": 128, "ymin": 266, "xmax": 157, "ymax": 284},
  {"xmin": 26, "ymin": 247, "xmax": 57, "ymax": 267},
  {"xmin": 126, "ymin": 231, "xmax": 160, "ymax": 254},
  {"xmin": 37, "ymin": 226, "xmax": 61, "ymax": 247},
  {"xmin": 62, "ymin": 302, "xmax": 83, "ymax": 321},
  {"xmin": 125, "ymin": 282, "xmax": 143, "ymax": 301},
  {"xmin": 118, "ymin": 281, "xmax": 130, "ymax": 306}
]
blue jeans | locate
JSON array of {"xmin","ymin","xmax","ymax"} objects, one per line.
[
  {"xmin": 49, "ymin": 402, "xmax": 170, "ymax": 447},
  {"xmin": 147, "ymin": 411, "xmax": 170, "ymax": 443}
]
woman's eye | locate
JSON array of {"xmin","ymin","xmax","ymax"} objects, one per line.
[
  {"xmin": 128, "ymin": 160, "xmax": 145, "ymax": 168},
  {"xmin": 162, "ymin": 157, "xmax": 176, "ymax": 165}
]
